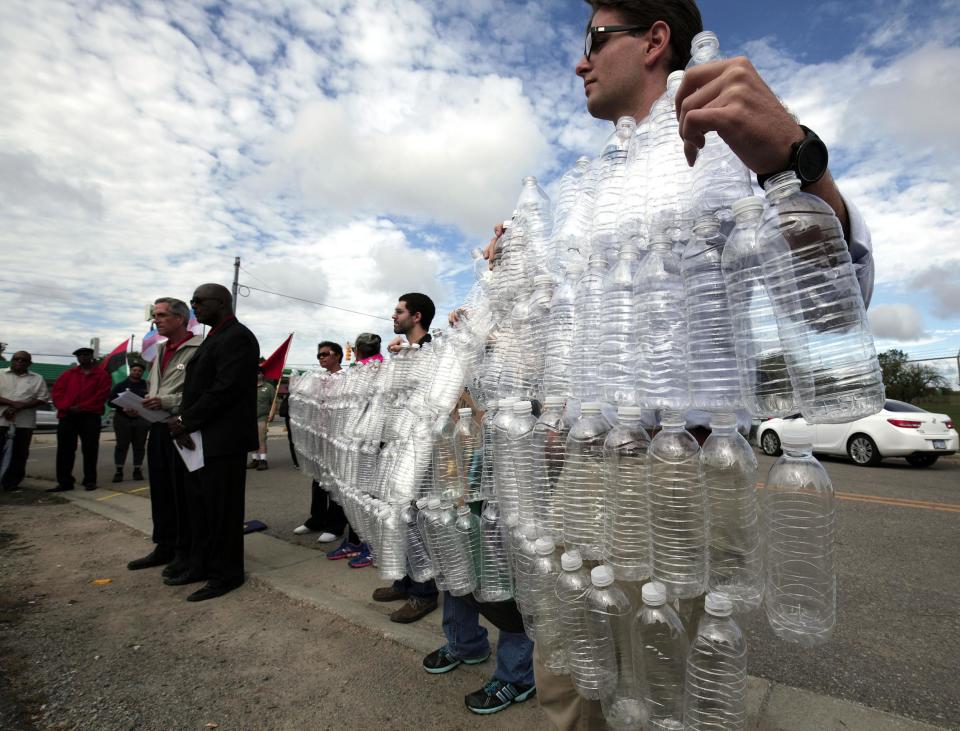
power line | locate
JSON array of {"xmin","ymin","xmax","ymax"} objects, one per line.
[{"xmin": 238, "ymin": 283, "xmax": 391, "ymax": 321}]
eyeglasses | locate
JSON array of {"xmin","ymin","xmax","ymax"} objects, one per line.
[
  {"xmin": 584, "ymin": 24, "xmax": 647, "ymax": 60},
  {"xmin": 317, "ymin": 352, "xmax": 336, "ymax": 359},
  {"xmin": 10, "ymin": 356, "xmax": 29, "ymax": 362},
  {"xmin": 189, "ymin": 296, "xmax": 219, "ymax": 306}
]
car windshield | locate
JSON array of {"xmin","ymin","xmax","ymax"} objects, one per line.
[{"xmin": 884, "ymin": 400, "xmax": 927, "ymax": 413}]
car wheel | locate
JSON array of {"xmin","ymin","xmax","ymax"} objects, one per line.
[
  {"xmin": 760, "ymin": 429, "xmax": 782, "ymax": 456},
  {"xmin": 905, "ymin": 454, "xmax": 939, "ymax": 468},
  {"xmin": 847, "ymin": 434, "xmax": 881, "ymax": 467}
]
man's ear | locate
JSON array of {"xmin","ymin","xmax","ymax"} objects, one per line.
[{"xmin": 645, "ymin": 20, "xmax": 672, "ymax": 69}]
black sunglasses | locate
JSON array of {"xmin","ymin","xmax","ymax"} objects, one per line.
[
  {"xmin": 189, "ymin": 296, "xmax": 220, "ymax": 306},
  {"xmin": 584, "ymin": 24, "xmax": 648, "ymax": 60},
  {"xmin": 317, "ymin": 351, "xmax": 336, "ymax": 358}
]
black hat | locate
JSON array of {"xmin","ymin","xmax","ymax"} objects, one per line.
[{"xmin": 73, "ymin": 347, "xmax": 95, "ymax": 356}]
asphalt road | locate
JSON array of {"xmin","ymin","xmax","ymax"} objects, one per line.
[{"xmin": 21, "ymin": 427, "xmax": 960, "ymax": 727}]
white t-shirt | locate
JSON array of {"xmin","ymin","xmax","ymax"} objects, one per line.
[{"xmin": 0, "ymin": 368, "xmax": 51, "ymax": 428}]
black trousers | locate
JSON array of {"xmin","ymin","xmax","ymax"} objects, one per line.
[
  {"xmin": 55, "ymin": 412, "xmax": 102, "ymax": 488},
  {"xmin": 0, "ymin": 426, "xmax": 33, "ymax": 490},
  {"xmin": 146, "ymin": 423, "xmax": 190, "ymax": 555},
  {"xmin": 113, "ymin": 413, "xmax": 149, "ymax": 468},
  {"xmin": 186, "ymin": 452, "xmax": 246, "ymax": 585},
  {"xmin": 304, "ymin": 480, "xmax": 359, "ymax": 543},
  {"xmin": 283, "ymin": 415, "xmax": 299, "ymax": 468}
]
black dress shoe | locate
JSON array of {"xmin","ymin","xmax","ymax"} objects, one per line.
[
  {"xmin": 127, "ymin": 549, "xmax": 175, "ymax": 571},
  {"xmin": 161, "ymin": 558, "xmax": 191, "ymax": 578},
  {"xmin": 186, "ymin": 580, "xmax": 244, "ymax": 602},
  {"xmin": 47, "ymin": 485, "xmax": 74, "ymax": 492},
  {"xmin": 83, "ymin": 483, "xmax": 97, "ymax": 491},
  {"xmin": 132, "ymin": 468, "xmax": 144, "ymax": 481},
  {"xmin": 163, "ymin": 572, "xmax": 207, "ymax": 586},
  {"xmin": 112, "ymin": 471, "xmax": 123, "ymax": 483}
]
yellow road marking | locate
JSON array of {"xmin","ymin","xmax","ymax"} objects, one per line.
[
  {"xmin": 96, "ymin": 486, "xmax": 149, "ymax": 501},
  {"xmin": 754, "ymin": 483, "xmax": 960, "ymax": 513}
]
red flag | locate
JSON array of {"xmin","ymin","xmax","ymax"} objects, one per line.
[
  {"xmin": 260, "ymin": 334, "xmax": 293, "ymax": 381},
  {"xmin": 100, "ymin": 338, "xmax": 130, "ymax": 383}
]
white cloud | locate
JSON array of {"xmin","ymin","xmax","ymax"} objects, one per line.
[{"xmin": 869, "ymin": 304, "xmax": 927, "ymax": 341}]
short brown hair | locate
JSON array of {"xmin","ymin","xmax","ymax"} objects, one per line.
[{"xmin": 584, "ymin": 0, "xmax": 703, "ymax": 71}]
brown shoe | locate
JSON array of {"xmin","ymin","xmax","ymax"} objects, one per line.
[
  {"xmin": 372, "ymin": 586, "xmax": 408, "ymax": 603},
  {"xmin": 390, "ymin": 596, "xmax": 437, "ymax": 624}
]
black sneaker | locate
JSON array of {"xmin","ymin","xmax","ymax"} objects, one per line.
[
  {"xmin": 423, "ymin": 645, "xmax": 490, "ymax": 675},
  {"xmin": 132, "ymin": 468, "xmax": 144, "ymax": 481},
  {"xmin": 464, "ymin": 679, "xmax": 536, "ymax": 715},
  {"xmin": 112, "ymin": 470, "xmax": 123, "ymax": 483}
]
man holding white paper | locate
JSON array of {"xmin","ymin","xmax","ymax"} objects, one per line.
[{"xmin": 127, "ymin": 297, "xmax": 203, "ymax": 579}]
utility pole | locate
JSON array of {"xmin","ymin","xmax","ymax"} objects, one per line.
[{"xmin": 232, "ymin": 256, "xmax": 240, "ymax": 314}]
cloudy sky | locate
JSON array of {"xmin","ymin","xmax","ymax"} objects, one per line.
[{"xmin": 1, "ymin": 0, "xmax": 958, "ymax": 380}]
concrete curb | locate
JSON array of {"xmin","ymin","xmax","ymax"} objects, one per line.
[{"xmin": 36, "ymin": 482, "xmax": 947, "ymax": 731}]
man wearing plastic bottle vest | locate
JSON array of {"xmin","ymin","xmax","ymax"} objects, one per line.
[{"xmin": 476, "ymin": 2, "xmax": 876, "ymax": 729}]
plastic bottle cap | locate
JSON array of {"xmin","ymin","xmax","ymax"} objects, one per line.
[
  {"xmin": 427, "ymin": 498, "xmax": 441, "ymax": 509},
  {"xmin": 458, "ymin": 408, "xmax": 472, "ymax": 417},
  {"xmin": 704, "ymin": 593, "xmax": 734, "ymax": 617},
  {"xmin": 561, "ymin": 551, "xmax": 583, "ymax": 571},
  {"xmin": 534, "ymin": 537, "xmax": 555, "ymax": 555},
  {"xmin": 415, "ymin": 498, "xmax": 428, "ymax": 508},
  {"xmin": 693, "ymin": 213, "xmax": 720, "ymax": 232},
  {"xmin": 591, "ymin": 565, "xmax": 614, "ymax": 588},
  {"xmin": 618, "ymin": 406, "xmax": 644, "ymax": 418},
  {"xmin": 543, "ymin": 396, "xmax": 566, "ymax": 408},
  {"xmin": 691, "ymin": 30, "xmax": 719, "ymax": 48},
  {"xmin": 587, "ymin": 254, "xmax": 608, "ymax": 266},
  {"xmin": 513, "ymin": 401, "xmax": 532, "ymax": 414},
  {"xmin": 667, "ymin": 70, "xmax": 685, "ymax": 85},
  {"xmin": 618, "ymin": 243, "xmax": 640, "ymax": 257},
  {"xmin": 641, "ymin": 581, "xmax": 667, "ymax": 605},
  {"xmin": 708, "ymin": 412, "xmax": 737, "ymax": 428},
  {"xmin": 411, "ymin": 344, "xmax": 421, "ymax": 351},
  {"xmin": 581, "ymin": 402, "xmax": 602, "ymax": 414},
  {"xmin": 534, "ymin": 275, "xmax": 555, "ymax": 287},
  {"xmin": 457, "ymin": 505, "xmax": 471, "ymax": 515},
  {"xmin": 732, "ymin": 196, "xmax": 764, "ymax": 218},
  {"xmin": 523, "ymin": 175, "xmax": 538, "ymax": 185},
  {"xmin": 399, "ymin": 342, "xmax": 411, "ymax": 350}
]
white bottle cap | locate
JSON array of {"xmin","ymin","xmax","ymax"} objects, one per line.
[
  {"xmin": 667, "ymin": 70, "xmax": 685, "ymax": 85},
  {"xmin": 732, "ymin": 196, "xmax": 764, "ymax": 218},
  {"xmin": 415, "ymin": 498, "xmax": 428, "ymax": 509},
  {"xmin": 534, "ymin": 537, "xmax": 556, "ymax": 555},
  {"xmin": 399, "ymin": 342, "xmax": 411, "ymax": 350},
  {"xmin": 591, "ymin": 565, "xmax": 614, "ymax": 587},
  {"xmin": 561, "ymin": 551, "xmax": 582, "ymax": 571},
  {"xmin": 618, "ymin": 406, "xmax": 644, "ymax": 418},
  {"xmin": 641, "ymin": 581, "xmax": 667, "ymax": 606},
  {"xmin": 581, "ymin": 402, "xmax": 603, "ymax": 414},
  {"xmin": 458, "ymin": 407, "xmax": 472, "ymax": 417},
  {"xmin": 543, "ymin": 396, "xmax": 567, "ymax": 408},
  {"xmin": 704, "ymin": 592, "xmax": 734, "ymax": 617},
  {"xmin": 513, "ymin": 401, "xmax": 533, "ymax": 414},
  {"xmin": 427, "ymin": 497, "xmax": 441, "ymax": 509}
]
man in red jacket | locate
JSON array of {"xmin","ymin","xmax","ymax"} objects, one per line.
[{"xmin": 50, "ymin": 347, "xmax": 112, "ymax": 492}]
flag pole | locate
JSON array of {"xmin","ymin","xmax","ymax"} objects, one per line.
[{"xmin": 267, "ymin": 333, "xmax": 294, "ymax": 421}]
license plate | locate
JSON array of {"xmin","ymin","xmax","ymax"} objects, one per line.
[{"xmin": 933, "ymin": 440, "xmax": 946, "ymax": 449}]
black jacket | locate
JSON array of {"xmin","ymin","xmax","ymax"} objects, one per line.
[{"xmin": 180, "ymin": 317, "xmax": 259, "ymax": 458}]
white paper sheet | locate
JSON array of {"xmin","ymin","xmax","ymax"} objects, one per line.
[
  {"xmin": 111, "ymin": 390, "xmax": 171, "ymax": 423},
  {"xmin": 174, "ymin": 431, "xmax": 204, "ymax": 472}
]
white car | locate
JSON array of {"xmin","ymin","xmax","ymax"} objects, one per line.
[{"xmin": 757, "ymin": 399, "xmax": 957, "ymax": 467}]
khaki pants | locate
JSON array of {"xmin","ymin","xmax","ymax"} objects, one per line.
[
  {"xmin": 256, "ymin": 419, "xmax": 268, "ymax": 453},
  {"xmin": 533, "ymin": 643, "xmax": 606, "ymax": 731}
]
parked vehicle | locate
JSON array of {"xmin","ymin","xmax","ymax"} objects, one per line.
[{"xmin": 757, "ymin": 400, "xmax": 957, "ymax": 467}]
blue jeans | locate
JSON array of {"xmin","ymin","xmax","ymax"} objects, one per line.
[{"xmin": 442, "ymin": 592, "xmax": 534, "ymax": 686}]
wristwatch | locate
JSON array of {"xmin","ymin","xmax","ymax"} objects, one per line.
[{"xmin": 757, "ymin": 125, "xmax": 829, "ymax": 189}]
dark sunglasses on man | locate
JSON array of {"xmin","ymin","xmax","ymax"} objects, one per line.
[{"xmin": 584, "ymin": 24, "xmax": 648, "ymax": 60}]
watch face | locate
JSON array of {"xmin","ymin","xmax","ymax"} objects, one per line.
[{"xmin": 798, "ymin": 137, "xmax": 829, "ymax": 184}]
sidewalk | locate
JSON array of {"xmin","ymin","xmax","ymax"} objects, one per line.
[{"xmin": 37, "ymin": 479, "xmax": 944, "ymax": 731}]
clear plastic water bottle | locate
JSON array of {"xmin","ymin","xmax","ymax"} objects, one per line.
[
  {"xmin": 556, "ymin": 550, "xmax": 599, "ymax": 699},
  {"xmin": 722, "ymin": 196, "xmax": 796, "ymax": 417},
  {"xmin": 603, "ymin": 406, "xmax": 652, "ymax": 582},
  {"xmin": 682, "ymin": 214, "xmax": 742, "ymax": 411},
  {"xmin": 635, "ymin": 236, "xmax": 688, "ymax": 411},
  {"xmin": 759, "ymin": 171, "xmax": 884, "ymax": 423},
  {"xmin": 561, "ymin": 402, "xmax": 613, "ymax": 560},
  {"xmin": 587, "ymin": 565, "xmax": 648, "ymax": 731},
  {"xmin": 531, "ymin": 396, "xmax": 569, "ymax": 541},
  {"xmin": 543, "ymin": 261, "xmax": 583, "ymax": 398},
  {"xmin": 492, "ymin": 397, "xmax": 519, "ymax": 515},
  {"xmin": 549, "ymin": 156, "xmax": 592, "ymax": 268},
  {"xmin": 683, "ymin": 593, "xmax": 748, "ymax": 731},
  {"xmin": 500, "ymin": 400, "xmax": 536, "ymax": 528},
  {"xmin": 434, "ymin": 499, "xmax": 477, "ymax": 597},
  {"xmin": 763, "ymin": 438, "xmax": 836, "ymax": 647},
  {"xmin": 418, "ymin": 497, "xmax": 446, "ymax": 590},
  {"xmin": 592, "ymin": 116, "xmax": 637, "ymax": 257},
  {"xmin": 618, "ymin": 117, "xmax": 650, "ymax": 247},
  {"xmin": 702, "ymin": 412, "xmax": 762, "ymax": 612},
  {"xmin": 475, "ymin": 499, "xmax": 514, "ymax": 603},
  {"xmin": 508, "ymin": 524, "xmax": 539, "ymax": 640},
  {"xmin": 648, "ymin": 410, "xmax": 707, "ymax": 599},
  {"xmin": 527, "ymin": 275, "xmax": 556, "ymax": 400},
  {"xmin": 376, "ymin": 504, "xmax": 407, "ymax": 581},
  {"xmin": 530, "ymin": 537, "xmax": 567, "ymax": 674},
  {"xmin": 402, "ymin": 499, "xmax": 435, "ymax": 583},
  {"xmin": 686, "ymin": 32, "xmax": 753, "ymax": 218},
  {"xmin": 646, "ymin": 70, "xmax": 694, "ymax": 245},
  {"xmin": 478, "ymin": 402, "xmax": 498, "ymax": 500},
  {"xmin": 454, "ymin": 408, "xmax": 482, "ymax": 503},
  {"xmin": 600, "ymin": 243, "xmax": 641, "ymax": 405},
  {"xmin": 456, "ymin": 504, "xmax": 482, "ymax": 587},
  {"xmin": 432, "ymin": 411, "xmax": 462, "ymax": 500},
  {"xmin": 634, "ymin": 581, "xmax": 687, "ymax": 731},
  {"xmin": 572, "ymin": 255, "xmax": 609, "ymax": 403}
]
